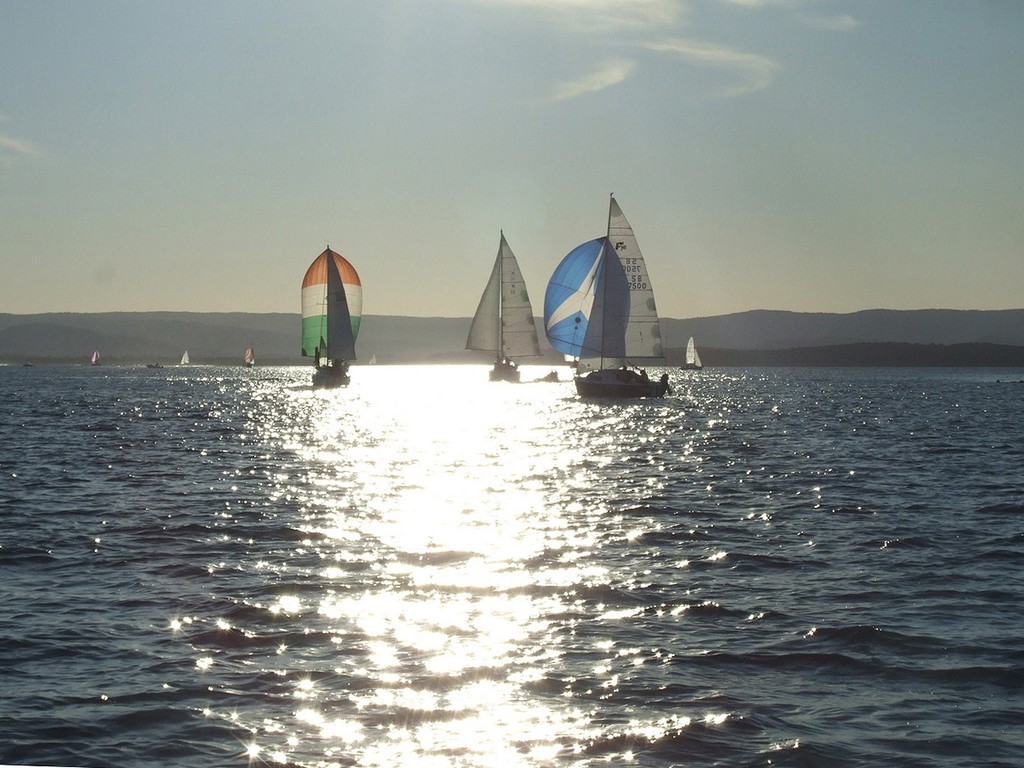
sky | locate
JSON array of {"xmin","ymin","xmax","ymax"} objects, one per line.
[{"xmin": 1, "ymin": 0, "xmax": 1022, "ymax": 319}]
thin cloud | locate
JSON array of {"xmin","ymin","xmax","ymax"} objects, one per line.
[
  {"xmin": 553, "ymin": 58, "xmax": 638, "ymax": 100},
  {"xmin": 642, "ymin": 38, "xmax": 781, "ymax": 96},
  {"xmin": 717, "ymin": 0, "xmax": 859, "ymax": 31},
  {"xmin": 461, "ymin": 0, "xmax": 781, "ymax": 99},
  {"xmin": 460, "ymin": 0, "xmax": 682, "ymax": 33},
  {"xmin": 717, "ymin": 0, "xmax": 798, "ymax": 7},
  {"xmin": 799, "ymin": 14, "xmax": 859, "ymax": 31},
  {"xmin": 0, "ymin": 134, "xmax": 45, "ymax": 163}
]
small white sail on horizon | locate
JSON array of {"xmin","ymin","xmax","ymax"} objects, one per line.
[
  {"xmin": 684, "ymin": 336, "xmax": 703, "ymax": 369},
  {"xmin": 180, "ymin": 351, "xmax": 190, "ymax": 366}
]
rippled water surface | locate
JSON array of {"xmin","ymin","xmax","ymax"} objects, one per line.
[{"xmin": 1, "ymin": 364, "xmax": 1022, "ymax": 767}]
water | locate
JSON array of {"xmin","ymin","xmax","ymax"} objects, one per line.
[{"xmin": 1, "ymin": 364, "xmax": 1022, "ymax": 768}]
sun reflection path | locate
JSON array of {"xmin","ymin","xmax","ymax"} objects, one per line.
[
  {"xmin": 199, "ymin": 365, "xmax": 706, "ymax": 766},
  {"xmin": 248, "ymin": 367, "xmax": 612, "ymax": 765}
]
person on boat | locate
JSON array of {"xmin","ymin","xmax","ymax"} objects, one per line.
[{"xmin": 615, "ymin": 366, "xmax": 647, "ymax": 383}]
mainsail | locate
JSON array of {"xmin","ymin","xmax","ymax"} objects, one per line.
[
  {"xmin": 244, "ymin": 346, "xmax": 255, "ymax": 366},
  {"xmin": 466, "ymin": 232, "xmax": 540, "ymax": 361},
  {"xmin": 180, "ymin": 351, "xmax": 189, "ymax": 365},
  {"xmin": 301, "ymin": 247, "xmax": 362, "ymax": 362}
]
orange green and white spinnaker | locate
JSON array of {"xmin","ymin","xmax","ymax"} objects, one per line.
[{"xmin": 301, "ymin": 247, "xmax": 362, "ymax": 361}]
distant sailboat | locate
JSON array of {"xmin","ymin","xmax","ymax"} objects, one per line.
[
  {"xmin": 544, "ymin": 195, "xmax": 670, "ymax": 398},
  {"xmin": 682, "ymin": 336, "xmax": 703, "ymax": 370},
  {"xmin": 180, "ymin": 351, "xmax": 190, "ymax": 366},
  {"xmin": 302, "ymin": 246, "xmax": 362, "ymax": 388},
  {"xmin": 244, "ymin": 346, "xmax": 255, "ymax": 367},
  {"xmin": 90, "ymin": 350, "xmax": 100, "ymax": 366},
  {"xmin": 466, "ymin": 231, "xmax": 541, "ymax": 382}
]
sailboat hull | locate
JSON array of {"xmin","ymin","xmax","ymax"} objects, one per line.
[
  {"xmin": 575, "ymin": 368, "xmax": 669, "ymax": 398},
  {"xmin": 312, "ymin": 362, "xmax": 350, "ymax": 388},
  {"xmin": 489, "ymin": 360, "xmax": 521, "ymax": 382}
]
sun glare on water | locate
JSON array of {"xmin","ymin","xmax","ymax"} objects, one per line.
[{"xmin": 238, "ymin": 365, "xmax": 619, "ymax": 765}]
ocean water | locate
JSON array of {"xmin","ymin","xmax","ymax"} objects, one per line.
[{"xmin": 1, "ymin": 363, "xmax": 1022, "ymax": 768}]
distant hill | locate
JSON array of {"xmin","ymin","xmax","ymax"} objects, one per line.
[
  {"xmin": 0, "ymin": 312, "xmax": 539, "ymax": 366},
  {"xmin": 694, "ymin": 342, "xmax": 1024, "ymax": 367},
  {"xmin": 0, "ymin": 312, "xmax": 299, "ymax": 366},
  {"xmin": 661, "ymin": 309, "xmax": 1024, "ymax": 349},
  {"xmin": 1, "ymin": 309, "xmax": 1022, "ymax": 366}
]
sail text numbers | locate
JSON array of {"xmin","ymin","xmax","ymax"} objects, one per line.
[{"xmin": 621, "ymin": 257, "xmax": 647, "ymax": 290}]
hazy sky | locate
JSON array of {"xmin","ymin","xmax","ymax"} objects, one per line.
[{"xmin": 2, "ymin": 0, "xmax": 1022, "ymax": 319}]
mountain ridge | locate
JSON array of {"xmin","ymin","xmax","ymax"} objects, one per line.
[{"xmin": 1, "ymin": 309, "xmax": 1022, "ymax": 366}]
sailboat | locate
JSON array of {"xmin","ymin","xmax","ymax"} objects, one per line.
[
  {"xmin": 90, "ymin": 350, "xmax": 100, "ymax": 366},
  {"xmin": 301, "ymin": 246, "xmax": 362, "ymax": 388},
  {"xmin": 244, "ymin": 346, "xmax": 255, "ymax": 367},
  {"xmin": 466, "ymin": 231, "xmax": 541, "ymax": 382},
  {"xmin": 180, "ymin": 351, "xmax": 190, "ymax": 366},
  {"xmin": 682, "ymin": 336, "xmax": 703, "ymax": 370},
  {"xmin": 544, "ymin": 195, "xmax": 670, "ymax": 398}
]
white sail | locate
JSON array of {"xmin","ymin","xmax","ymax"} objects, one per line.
[
  {"xmin": 578, "ymin": 198, "xmax": 664, "ymax": 372},
  {"xmin": 180, "ymin": 351, "xmax": 190, "ymax": 365},
  {"xmin": 466, "ymin": 232, "xmax": 540, "ymax": 360},
  {"xmin": 685, "ymin": 336, "xmax": 702, "ymax": 368}
]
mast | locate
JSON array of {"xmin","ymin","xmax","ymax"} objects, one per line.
[
  {"xmin": 600, "ymin": 194, "xmax": 614, "ymax": 370},
  {"xmin": 496, "ymin": 230, "xmax": 504, "ymax": 363}
]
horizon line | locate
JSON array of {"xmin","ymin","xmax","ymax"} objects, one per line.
[{"xmin": 4, "ymin": 307, "xmax": 1024, "ymax": 320}]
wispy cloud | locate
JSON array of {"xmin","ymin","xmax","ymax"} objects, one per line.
[
  {"xmin": 461, "ymin": 0, "xmax": 682, "ymax": 33},
  {"xmin": 553, "ymin": 58, "xmax": 638, "ymax": 100},
  {"xmin": 462, "ymin": 0, "xmax": 784, "ymax": 99},
  {"xmin": 799, "ymin": 14, "xmax": 859, "ymax": 31},
  {"xmin": 717, "ymin": 0, "xmax": 798, "ymax": 7},
  {"xmin": 0, "ymin": 134, "xmax": 45, "ymax": 163},
  {"xmin": 642, "ymin": 38, "xmax": 781, "ymax": 96},
  {"xmin": 717, "ymin": 0, "xmax": 859, "ymax": 30}
]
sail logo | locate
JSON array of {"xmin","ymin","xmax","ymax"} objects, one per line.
[{"xmin": 614, "ymin": 241, "xmax": 627, "ymax": 251}]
